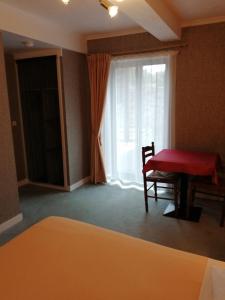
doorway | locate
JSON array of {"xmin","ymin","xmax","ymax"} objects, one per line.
[{"xmin": 17, "ymin": 56, "xmax": 64, "ymax": 186}]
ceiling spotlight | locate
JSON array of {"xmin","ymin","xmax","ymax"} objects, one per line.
[
  {"xmin": 108, "ymin": 5, "xmax": 119, "ymax": 18},
  {"xmin": 62, "ymin": 0, "xmax": 70, "ymax": 5},
  {"xmin": 22, "ymin": 40, "xmax": 34, "ymax": 48},
  {"xmin": 99, "ymin": 0, "xmax": 119, "ymax": 18}
]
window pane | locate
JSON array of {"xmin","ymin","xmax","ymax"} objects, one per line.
[{"xmin": 102, "ymin": 56, "xmax": 171, "ymax": 185}]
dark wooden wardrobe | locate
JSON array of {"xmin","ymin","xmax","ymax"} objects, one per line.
[{"xmin": 17, "ymin": 56, "xmax": 64, "ymax": 186}]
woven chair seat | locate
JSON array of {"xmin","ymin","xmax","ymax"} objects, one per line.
[{"xmin": 147, "ymin": 171, "xmax": 180, "ymax": 183}]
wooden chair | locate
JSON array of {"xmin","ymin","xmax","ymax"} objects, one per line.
[
  {"xmin": 188, "ymin": 172, "xmax": 225, "ymax": 226},
  {"xmin": 142, "ymin": 142, "xmax": 180, "ymax": 214}
]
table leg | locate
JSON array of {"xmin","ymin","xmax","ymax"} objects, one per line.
[
  {"xmin": 163, "ymin": 173, "xmax": 188, "ymax": 218},
  {"xmin": 180, "ymin": 173, "xmax": 188, "ymax": 214},
  {"xmin": 163, "ymin": 173, "xmax": 202, "ymax": 222}
]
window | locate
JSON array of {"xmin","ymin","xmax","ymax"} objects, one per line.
[{"xmin": 102, "ymin": 53, "xmax": 176, "ymax": 186}]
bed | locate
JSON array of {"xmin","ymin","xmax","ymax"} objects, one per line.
[{"xmin": 0, "ymin": 217, "xmax": 224, "ymax": 300}]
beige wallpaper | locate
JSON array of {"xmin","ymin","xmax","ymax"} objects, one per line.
[
  {"xmin": 5, "ymin": 54, "xmax": 27, "ymax": 181},
  {"xmin": 176, "ymin": 23, "xmax": 225, "ymax": 163},
  {"xmin": 88, "ymin": 23, "xmax": 225, "ymax": 163},
  {"xmin": 0, "ymin": 32, "xmax": 20, "ymax": 224},
  {"xmin": 61, "ymin": 49, "xmax": 91, "ymax": 185},
  {"xmin": 2, "ymin": 48, "xmax": 91, "ymax": 189},
  {"xmin": 88, "ymin": 32, "xmax": 184, "ymax": 55}
]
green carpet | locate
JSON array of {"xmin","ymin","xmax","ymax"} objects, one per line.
[{"xmin": 0, "ymin": 183, "xmax": 225, "ymax": 261}]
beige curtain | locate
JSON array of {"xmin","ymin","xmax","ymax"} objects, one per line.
[{"xmin": 87, "ymin": 53, "xmax": 111, "ymax": 184}]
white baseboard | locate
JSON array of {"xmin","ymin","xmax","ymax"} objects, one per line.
[
  {"xmin": 0, "ymin": 213, "xmax": 23, "ymax": 234},
  {"xmin": 18, "ymin": 177, "xmax": 90, "ymax": 192},
  {"xmin": 30, "ymin": 181, "xmax": 68, "ymax": 191},
  {"xmin": 18, "ymin": 179, "xmax": 68, "ymax": 191},
  {"xmin": 68, "ymin": 176, "xmax": 90, "ymax": 192},
  {"xmin": 18, "ymin": 178, "xmax": 29, "ymax": 187}
]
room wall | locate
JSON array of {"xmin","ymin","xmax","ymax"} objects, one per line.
[
  {"xmin": 176, "ymin": 23, "xmax": 225, "ymax": 162},
  {"xmin": 88, "ymin": 31, "xmax": 183, "ymax": 55},
  {"xmin": 61, "ymin": 49, "xmax": 91, "ymax": 185},
  {"xmin": 5, "ymin": 54, "xmax": 27, "ymax": 181},
  {"xmin": 0, "ymin": 32, "xmax": 20, "ymax": 224},
  {"xmin": 88, "ymin": 23, "xmax": 225, "ymax": 163},
  {"xmin": 3, "ymin": 48, "xmax": 91, "ymax": 189}
]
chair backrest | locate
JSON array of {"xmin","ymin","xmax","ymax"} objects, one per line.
[{"xmin": 142, "ymin": 142, "xmax": 155, "ymax": 167}]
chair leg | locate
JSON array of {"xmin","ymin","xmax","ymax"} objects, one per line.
[
  {"xmin": 220, "ymin": 196, "xmax": 225, "ymax": 227},
  {"xmin": 154, "ymin": 182, "xmax": 158, "ymax": 202},
  {"xmin": 174, "ymin": 184, "xmax": 178, "ymax": 217},
  {"xmin": 143, "ymin": 176, "xmax": 148, "ymax": 213}
]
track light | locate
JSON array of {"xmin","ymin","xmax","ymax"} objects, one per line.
[
  {"xmin": 62, "ymin": 0, "xmax": 70, "ymax": 5},
  {"xmin": 108, "ymin": 5, "xmax": 119, "ymax": 18},
  {"xmin": 99, "ymin": 0, "xmax": 119, "ymax": 18}
]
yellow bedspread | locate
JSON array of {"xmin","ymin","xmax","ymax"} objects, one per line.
[{"xmin": 0, "ymin": 217, "xmax": 213, "ymax": 299}]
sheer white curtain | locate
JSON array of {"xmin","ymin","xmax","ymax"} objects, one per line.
[{"xmin": 102, "ymin": 52, "xmax": 176, "ymax": 186}]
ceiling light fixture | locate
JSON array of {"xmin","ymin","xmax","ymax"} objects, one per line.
[
  {"xmin": 22, "ymin": 40, "xmax": 34, "ymax": 48},
  {"xmin": 108, "ymin": 5, "xmax": 119, "ymax": 18},
  {"xmin": 62, "ymin": 0, "xmax": 70, "ymax": 5},
  {"xmin": 99, "ymin": 0, "xmax": 119, "ymax": 18}
]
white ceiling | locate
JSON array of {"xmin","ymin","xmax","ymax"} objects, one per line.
[
  {"xmin": 0, "ymin": 0, "xmax": 140, "ymax": 35},
  {"xmin": 1, "ymin": 0, "xmax": 225, "ymax": 52},
  {"xmin": 165, "ymin": 0, "xmax": 225, "ymax": 21},
  {"xmin": 2, "ymin": 31, "xmax": 54, "ymax": 52},
  {"xmin": 1, "ymin": 0, "xmax": 225, "ymax": 36}
]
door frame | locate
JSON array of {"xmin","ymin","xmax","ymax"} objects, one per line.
[{"xmin": 13, "ymin": 48, "xmax": 69, "ymax": 191}]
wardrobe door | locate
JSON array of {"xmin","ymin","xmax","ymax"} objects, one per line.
[
  {"xmin": 17, "ymin": 56, "xmax": 64, "ymax": 186},
  {"xmin": 42, "ymin": 89, "xmax": 64, "ymax": 185},
  {"xmin": 21, "ymin": 89, "xmax": 47, "ymax": 182}
]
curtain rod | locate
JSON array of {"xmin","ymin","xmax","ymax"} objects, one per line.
[
  {"xmin": 112, "ymin": 43, "xmax": 187, "ymax": 57},
  {"xmin": 87, "ymin": 43, "xmax": 187, "ymax": 57}
]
